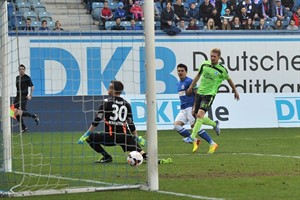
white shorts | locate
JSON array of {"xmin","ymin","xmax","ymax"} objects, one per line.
[{"xmin": 174, "ymin": 107, "xmax": 195, "ymax": 126}]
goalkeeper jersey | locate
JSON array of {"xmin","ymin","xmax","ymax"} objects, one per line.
[{"xmin": 197, "ymin": 60, "xmax": 230, "ymax": 96}]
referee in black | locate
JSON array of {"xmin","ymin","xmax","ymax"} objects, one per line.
[
  {"xmin": 13, "ymin": 64, "xmax": 39, "ymax": 133},
  {"xmin": 78, "ymin": 80, "xmax": 147, "ymax": 163}
]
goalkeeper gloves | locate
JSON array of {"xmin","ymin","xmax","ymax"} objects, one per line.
[
  {"xmin": 77, "ymin": 130, "xmax": 91, "ymax": 144},
  {"xmin": 136, "ymin": 136, "xmax": 146, "ymax": 147}
]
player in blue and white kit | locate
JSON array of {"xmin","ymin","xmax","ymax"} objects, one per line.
[{"xmin": 174, "ymin": 63, "xmax": 217, "ymax": 153}]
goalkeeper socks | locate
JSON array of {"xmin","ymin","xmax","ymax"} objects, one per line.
[
  {"xmin": 190, "ymin": 118, "xmax": 203, "ymax": 139},
  {"xmin": 198, "ymin": 129, "xmax": 213, "ymax": 144},
  {"xmin": 202, "ymin": 116, "xmax": 216, "ymax": 127},
  {"xmin": 174, "ymin": 125, "xmax": 190, "ymax": 137}
]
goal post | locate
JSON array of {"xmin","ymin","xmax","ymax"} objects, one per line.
[
  {"xmin": 0, "ymin": 0, "xmax": 158, "ymax": 197},
  {"xmin": 1, "ymin": 0, "xmax": 12, "ymax": 173}
]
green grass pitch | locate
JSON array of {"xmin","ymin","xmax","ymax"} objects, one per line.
[{"xmin": 2, "ymin": 128, "xmax": 300, "ymax": 200}]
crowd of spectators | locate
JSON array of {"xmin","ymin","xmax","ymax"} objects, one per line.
[{"xmin": 83, "ymin": 0, "xmax": 300, "ymax": 31}]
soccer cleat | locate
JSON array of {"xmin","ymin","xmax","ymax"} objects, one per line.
[
  {"xmin": 158, "ymin": 158, "xmax": 173, "ymax": 164},
  {"xmin": 214, "ymin": 120, "xmax": 221, "ymax": 136},
  {"xmin": 33, "ymin": 115, "xmax": 39, "ymax": 126},
  {"xmin": 94, "ymin": 156, "xmax": 113, "ymax": 164},
  {"xmin": 183, "ymin": 136, "xmax": 194, "ymax": 144},
  {"xmin": 136, "ymin": 136, "xmax": 146, "ymax": 147},
  {"xmin": 192, "ymin": 138, "xmax": 201, "ymax": 153},
  {"xmin": 21, "ymin": 127, "xmax": 28, "ymax": 133},
  {"xmin": 77, "ymin": 131, "xmax": 91, "ymax": 144},
  {"xmin": 208, "ymin": 143, "xmax": 218, "ymax": 154}
]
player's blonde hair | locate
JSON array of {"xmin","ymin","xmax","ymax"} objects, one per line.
[{"xmin": 211, "ymin": 48, "xmax": 221, "ymax": 56}]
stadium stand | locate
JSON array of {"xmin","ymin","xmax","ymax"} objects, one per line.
[{"xmin": 41, "ymin": 0, "xmax": 99, "ymax": 30}]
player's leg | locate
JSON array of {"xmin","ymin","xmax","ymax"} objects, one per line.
[
  {"xmin": 198, "ymin": 129, "xmax": 218, "ymax": 153},
  {"xmin": 174, "ymin": 109, "xmax": 191, "ymax": 137},
  {"xmin": 20, "ymin": 97, "xmax": 39, "ymax": 126},
  {"xmin": 13, "ymin": 96, "xmax": 27, "ymax": 132},
  {"xmin": 86, "ymin": 132, "xmax": 113, "ymax": 163}
]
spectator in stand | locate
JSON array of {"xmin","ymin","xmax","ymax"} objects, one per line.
[
  {"xmin": 216, "ymin": 0, "xmax": 233, "ymax": 17},
  {"xmin": 272, "ymin": 0, "xmax": 290, "ymax": 22},
  {"xmin": 273, "ymin": 19, "xmax": 284, "ymax": 29},
  {"xmin": 220, "ymin": 18, "xmax": 232, "ymax": 30},
  {"xmin": 186, "ymin": 19, "xmax": 200, "ymax": 30},
  {"xmin": 223, "ymin": 8, "xmax": 234, "ymax": 21},
  {"xmin": 243, "ymin": 17, "xmax": 255, "ymax": 29},
  {"xmin": 237, "ymin": 6, "xmax": 251, "ymax": 27},
  {"xmin": 236, "ymin": 0, "xmax": 259, "ymax": 20},
  {"xmin": 39, "ymin": 20, "xmax": 49, "ymax": 31},
  {"xmin": 257, "ymin": 0, "xmax": 273, "ymax": 21},
  {"xmin": 127, "ymin": 19, "xmax": 142, "ymax": 30},
  {"xmin": 187, "ymin": 2, "xmax": 199, "ymax": 22},
  {"xmin": 203, "ymin": 18, "xmax": 216, "ymax": 30},
  {"xmin": 177, "ymin": 19, "xmax": 187, "ymax": 31},
  {"xmin": 286, "ymin": 18, "xmax": 299, "ymax": 29},
  {"xmin": 114, "ymin": 2, "xmax": 127, "ymax": 21},
  {"xmin": 53, "ymin": 20, "xmax": 64, "ymax": 31},
  {"xmin": 281, "ymin": 0, "xmax": 295, "ymax": 16},
  {"xmin": 124, "ymin": 0, "xmax": 134, "ymax": 21},
  {"xmin": 173, "ymin": 0, "xmax": 186, "ymax": 24},
  {"xmin": 160, "ymin": 1, "xmax": 175, "ymax": 30},
  {"xmin": 23, "ymin": 18, "xmax": 35, "ymax": 31},
  {"xmin": 256, "ymin": 18, "xmax": 268, "ymax": 30},
  {"xmin": 101, "ymin": 1, "xmax": 113, "ymax": 29},
  {"xmin": 199, "ymin": 0, "xmax": 214, "ymax": 24},
  {"xmin": 291, "ymin": 6, "xmax": 300, "ymax": 26},
  {"xmin": 130, "ymin": 1, "xmax": 144, "ymax": 21},
  {"xmin": 231, "ymin": 16, "xmax": 242, "ymax": 29},
  {"xmin": 111, "ymin": 17, "xmax": 126, "ymax": 30},
  {"xmin": 210, "ymin": 7, "xmax": 222, "ymax": 29}
]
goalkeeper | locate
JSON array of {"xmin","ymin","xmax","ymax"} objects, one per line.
[{"xmin": 78, "ymin": 80, "xmax": 147, "ymax": 163}]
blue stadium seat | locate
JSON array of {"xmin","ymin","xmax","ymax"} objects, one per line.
[
  {"xmin": 7, "ymin": 2, "xmax": 16, "ymax": 20},
  {"xmin": 196, "ymin": 20, "xmax": 204, "ymax": 29},
  {"xmin": 121, "ymin": 21, "xmax": 131, "ymax": 29},
  {"xmin": 10, "ymin": 13, "xmax": 25, "ymax": 30},
  {"xmin": 92, "ymin": 2, "xmax": 104, "ymax": 9},
  {"xmin": 109, "ymin": 2, "xmax": 118, "ymax": 12},
  {"xmin": 28, "ymin": 0, "xmax": 41, "ymax": 5},
  {"xmin": 265, "ymin": 20, "xmax": 274, "ymax": 28},
  {"xmin": 92, "ymin": 7, "xmax": 101, "ymax": 21},
  {"xmin": 39, "ymin": 11, "xmax": 52, "ymax": 22},
  {"xmin": 14, "ymin": 21, "xmax": 26, "ymax": 30},
  {"xmin": 155, "ymin": 2, "xmax": 162, "ymax": 13},
  {"xmin": 31, "ymin": 20, "xmax": 41, "ymax": 29},
  {"xmin": 33, "ymin": 2, "xmax": 46, "ymax": 13},
  {"xmin": 24, "ymin": 11, "xmax": 37, "ymax": 22},
  {"xmin": 17, "ymin": 2, "xmax": 31, "ymax": 14},
  {"xmin": 154, "ymin": 21, "xmax": 160, "ymax": 30},
  {"xmin": 47, "ymin": 20, "xmax": 55, "ymax": 29},
  {"xmin": 105, "ymin": 21, "xmax": 116, "ymax": 30}
]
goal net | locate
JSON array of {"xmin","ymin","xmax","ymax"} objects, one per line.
[{"xmin": 0, "ymin": 0, "xmax": 157, "ymax": 197}]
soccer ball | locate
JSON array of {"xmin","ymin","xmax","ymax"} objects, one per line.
[{"xmin": 127, "ymin": 151, "xmax": 143, "ymax": 166}]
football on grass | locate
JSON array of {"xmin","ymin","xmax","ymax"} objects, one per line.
[{"xmin": 127, "ymin": 151, "xmax": 143, "ymax": 166}]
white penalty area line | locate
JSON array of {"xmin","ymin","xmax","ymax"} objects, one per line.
[
  {"xmin": 160, "ymin": 152, "xmax": 300, "ymax": 159},
  {"xmin": 157, "ymin": 190, "xmax": 225, "ymax": 200}
]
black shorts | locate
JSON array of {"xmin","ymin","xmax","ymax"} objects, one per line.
[
  {"xmin": 88, "ymin": 132, "xmax": 142, "ymax": 152},
  {"xmin": 13, "ymin": 95, "xmax": 28, "ymax": 111},
  {"xmin": 194, "ymin": 94, "xmax": 215, "ymax": 113}
]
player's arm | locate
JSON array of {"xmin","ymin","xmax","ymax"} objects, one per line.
[
  {"xmin": 227, "ymin": 78, "xmax": 240, "ymax": 101},
  {"xmin": 77, "ymin": 102, "xmax": 105, "ymax": 144},
  {"xmin": 27, "ymin": 85, "xmax": 34, "ymax": 100},
  {"xmin": 187, "ymin": 73, "xmax": 200, "ymax": 95}
]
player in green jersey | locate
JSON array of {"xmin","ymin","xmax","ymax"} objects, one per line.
[{"xmin": 183, "ymin": 48, "xmax": 240, "ymax": 153}]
